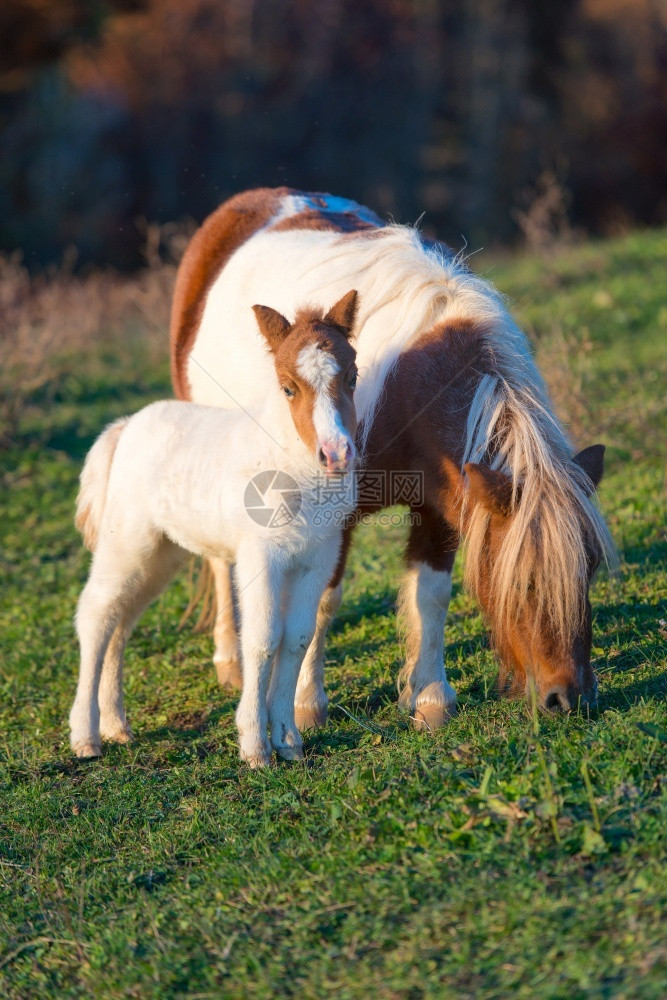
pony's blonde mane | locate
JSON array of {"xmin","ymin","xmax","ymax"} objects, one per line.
[
  {"xmin": 462, "ymin": 372, "xmax": 617, "ymax": 645},
  {"xmin": 298, "ymin": 224, "xmax": 515, "ymax": 452},
  {"xmin": 297, "ymin": 223, "xmax": 616, "ymax": 640}
]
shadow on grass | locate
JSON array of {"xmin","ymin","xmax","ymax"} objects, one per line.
[
  {"xmin": 598, "ymin": 671, "xmax": 667, "ymax": 711},
  {"xmin": 330, "ymin": 679, "xmax": 398, "ymax": 719},
  {"xmin": 332, "ymin": 586, "xmax": 397, "ymax": 632},
  {"xmin": 17, "ymin": 369, "xmax": 170, "ymax": 460}
]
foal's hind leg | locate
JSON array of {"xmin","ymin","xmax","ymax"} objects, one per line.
[
  {"xmin": 398, "ymin": 511, "xmax": 458, "ymax": 731},
  {"xmin": 98, "ymin": 541, "xmax": 186, "ymax": 744},
  {"xmin": 70, "ymin": 577, "xmax": 120, "ymax": 758},
  {"xmin": 210, "ymin": 557, "xmax": 242, "ymax": 689}
]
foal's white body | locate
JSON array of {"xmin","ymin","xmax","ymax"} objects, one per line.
[{"xmin": 70, "ymin": 299, "xmax": 358, "ymax": 766}]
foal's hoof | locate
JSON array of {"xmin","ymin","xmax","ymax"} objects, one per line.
[
  {"xmin": 215, "ymin": 657, "xmax": 243, "ymax": 690},
  {"xmin": 242, "ymin": 752, "xmax": 273, "ymax": 770},
  {"xmin": 73, "ymin": 742, "xmax": 102, "ymax": 759},
  {"xmin": 294, "ymin": 704, "xmax": 328, "ymax": 730},
  {"xmin": 100, "ymin": 720, "xmax": 134, "ymax": 743},
  {"xmin": 100, "ymin": 724, "xmax": 133, "ymax": 744},
  {"xmin": 239, "ymin": 738, "xmax": 273, "ymax": 769},
  {"xmin": 275, "ymin": 745, "xmax": 305, "ymax": 762},
  {"xmin": 411, "ymin": 702, "xmax": 456, "ymax": 733}
]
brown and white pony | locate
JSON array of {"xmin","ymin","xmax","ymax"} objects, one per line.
[{"xmin": 170, "ymin": 187, "xmax": 615, "ymax": 730}]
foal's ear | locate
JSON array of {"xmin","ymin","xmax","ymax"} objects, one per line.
[
  {"xmin": 324, "ymin": 289, "xmax": 358, "ymax": 339},
  {"xmin": 464, "ymin": 462, "xmax": 515, "ymax": 518},
  {"xmin": 572, "ymin": 444, "xmax": 605, "ymax": 494},
  {"xmin": 252, "ymin": 304, "xmax": 292, "ymax": 352}
]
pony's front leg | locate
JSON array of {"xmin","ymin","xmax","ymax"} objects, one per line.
[
  {"xmin": 270, "ymin": 546, "xmax": 340, "ymax": 759},
  {"xmin": 210, "ymin": 557, "xmax": 242, "ymax": 689},
  {"xmin": 293, "ymin": 583, "xmax": 342, "ymax": 730},
  {"xmin": 397, "ymin": 513, "xmax": 458, "ymax": 731},
  {"xmin": 294, "ymin": 526, "xmax": 352, "ymax": 729},
  {"xmin": 235, "ymin": 546, "xmax": 284, "ymax": 768}
]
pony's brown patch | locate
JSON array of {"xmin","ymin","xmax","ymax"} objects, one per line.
[
  {"xmin": 270, "ymin": 208, "xmax": 376, "ymax": 235},
  {"xmin": 170, "ymin": 187, "xmax": 293, "ymax": 399}
]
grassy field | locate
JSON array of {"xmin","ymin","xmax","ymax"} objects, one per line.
[{"xmin": 1, "ymin": 230, "xmax": 665, "ymax": 998}]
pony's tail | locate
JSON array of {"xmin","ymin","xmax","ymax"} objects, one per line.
[
  {"xmin": 178, "ymin": 557, "xmax": 217, "ymax": 633},
  {"xmin": 75, "ymin": 417, "xmax": 129, "ymax": 551}
]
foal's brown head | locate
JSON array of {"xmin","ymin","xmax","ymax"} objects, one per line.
[
  {"xmin": 252, "ymin": 290, "xmax": 359, "ymax": 473},
  {"xmin": 449, "ymin": 444, "xmax": 608, "ymax": 711}
]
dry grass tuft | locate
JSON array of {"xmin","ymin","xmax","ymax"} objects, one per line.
[
  {"xmin": 0, "ymin": 224, "xmax": 184, "ymax": 446},
  {"xmin": 536, "ymin": 325, "xmax": 596, "ymax": 447},
  {"xmin": 513, "ymin": 170, "xmax": 579, "ymax": 251}
]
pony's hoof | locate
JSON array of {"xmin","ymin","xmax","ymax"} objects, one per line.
[
  {"xmin": 73, "ymin": 742, "xmax": 102, "ymax": 759},
  {"xmin": 294, "ymin": 704, "xmax": 328, "ymax": 730},
  {"xmin": 215, "ymin": 657, "xmax": 243, "ymax": 690},
  {"xmin": 275, "ymin": 745, "xmax": 305, "ymax": 762},
  {"xmin": 412, "ymin": 702, "xmax": 456, "ymax": 732}
]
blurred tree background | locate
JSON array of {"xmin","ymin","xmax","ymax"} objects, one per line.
[{"xmin": 0, "ymin": 0, "xmax": 665, "ymax": 269}]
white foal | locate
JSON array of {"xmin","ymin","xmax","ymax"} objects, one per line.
[{"xmin": 70, "ymin": 291, "xmax": 359, "ymax": 767}]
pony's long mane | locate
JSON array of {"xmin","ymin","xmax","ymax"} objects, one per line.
[
  {"xmin": 296, "ymin": 223, "xmax": 616, "ymax": 640},
  {"xmin": 462, "ymin": 372, "xmax": 617, "ymax": 646}
]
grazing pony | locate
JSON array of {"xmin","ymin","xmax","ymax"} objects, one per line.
[
  {"xmin": 70, "ymin": 292, "xmax": 359, "ymax": 767},
  {"xmin": 170, "ymin": 188, "xmax": 616, "ymax": 729}
]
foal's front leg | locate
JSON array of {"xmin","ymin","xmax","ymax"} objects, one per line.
[
  {"xmin": 234, "ymin": 545, "xmax": 285, "ymax": 768},
  {"xmin": 269, "ymin": 547, "xmax": 340, "ymax": 759}
]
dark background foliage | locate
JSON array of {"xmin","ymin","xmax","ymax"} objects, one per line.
[{"xmin": 1, "ymin": 0, "xmax": 665, "ymax": 269}]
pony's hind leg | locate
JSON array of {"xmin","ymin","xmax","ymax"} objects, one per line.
[
  {"xmin": 210, "ymin": 557, "xmax": 242, "ymax": 689},
  {"xmin": 397, "ymin": 512, "xmax": 458, "ymax": 731},
  {"xmin": 98, "ymin": 540, "xmax": 186, "ymax": 744}
]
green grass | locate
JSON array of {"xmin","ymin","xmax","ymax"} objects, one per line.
[{"xmin": 1, "ymin": 230, "xmax": 666, "ymax": 998}]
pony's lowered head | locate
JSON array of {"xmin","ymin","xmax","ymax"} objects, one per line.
[{"xmin": 445, "ymin": 442, "xmax": 613, "ymax": 712}]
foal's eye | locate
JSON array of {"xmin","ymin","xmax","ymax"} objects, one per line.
[
  {"xmin": 349, "ymin": 371, "xmax": 358, "ymax": 390},
  {"xmin": 283, "ymin": 386, "xmax": 295, "ymax": 399}
]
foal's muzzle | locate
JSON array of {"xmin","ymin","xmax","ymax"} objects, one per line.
[{"xmin": 318, "ymin": 439, "xmax": 355, "ymax": 474}]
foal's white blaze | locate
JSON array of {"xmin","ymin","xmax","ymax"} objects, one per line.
[{"xmin": 297, "ymin": 343, "xmax": 355, "ymax": 472}]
